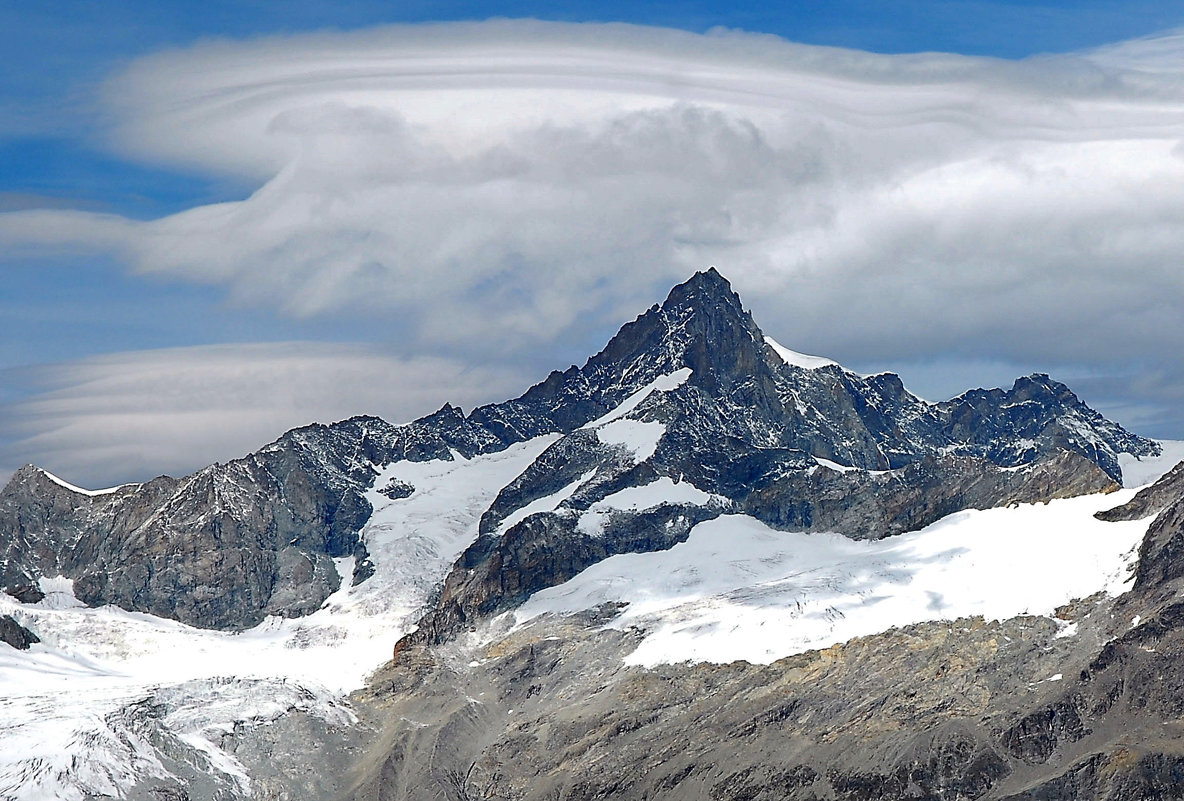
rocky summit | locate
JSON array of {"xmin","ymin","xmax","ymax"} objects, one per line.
[{"xmin": 0, "ymin": 269, "xmax": 1176, "ymax": 801}]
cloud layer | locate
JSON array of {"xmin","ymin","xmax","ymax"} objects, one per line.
[
  {"xmin": 4, "ymin": 21, "xmax": 1184, "ymax": 482},
  {"xmin": 2, "ymin": 21, "xmax": 1181, "ymax": 359},
  {"xmin": 0, "ymin": 343, "xmax": 526, "ymax": 487}
]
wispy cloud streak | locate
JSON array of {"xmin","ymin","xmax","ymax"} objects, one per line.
[{"xmin": 0, "ymin": 343, "xmax": 526, "ymax": 487}]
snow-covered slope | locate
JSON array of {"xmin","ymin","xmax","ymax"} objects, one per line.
[
  {"xmin": 37, "ymin": 469, "xmax": 131, "ymax": 497},
  {"xmin": 764, "ymin": 336, "xmax": 837, "ymax": 370}
]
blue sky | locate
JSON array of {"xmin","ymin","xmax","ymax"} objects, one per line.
[{"xmin": 3, "ymin": 2, "xmax": 1184, "ymax": 485}]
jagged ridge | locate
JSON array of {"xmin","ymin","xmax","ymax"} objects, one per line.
[{"xmin": 0, "ymin": 269, "xmax": 1158, "ymax": 630}]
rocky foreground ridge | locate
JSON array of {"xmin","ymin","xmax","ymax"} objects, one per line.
[{"xmin": 0, "ymin": 269, "xmax": 1157, "ymax": 631}]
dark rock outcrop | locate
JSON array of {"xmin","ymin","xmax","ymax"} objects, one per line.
[
  {"xmin": 1120, "ymin": 490, "xmax": 1184, "ymax": 602},
  {"xmin": 1096, "ymin": 458, "xmax": 1184, "ymax": 522},
  {"xmin": 0, "ymin": 615, "xmax": 38, "ymax": 650},
  {"xmin": 4, "ymin": 583, "xmax": 44, "ymax": 604},
  {"xmin": 742, "ymin": 449, "xmax": 1115, "ymax": 538}
]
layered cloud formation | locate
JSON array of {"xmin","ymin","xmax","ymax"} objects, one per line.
[{"xmin": 4, "ymin": 20, "xmax": 1184, "ymax": 482}]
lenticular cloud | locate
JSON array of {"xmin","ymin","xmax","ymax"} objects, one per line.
[{"xmin": 4, "ymin": 20, "xmax": 1184, "ymax": 364}]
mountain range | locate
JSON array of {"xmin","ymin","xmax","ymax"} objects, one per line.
[{"xmin": 2, "ymin": 269, "xmax": 1182, "ymax": 801}]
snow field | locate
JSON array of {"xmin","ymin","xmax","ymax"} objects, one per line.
[
  {"xmin": 581, "ymin": 367, "xmax": 692, "ymax": 429},
  {"xmin": 516, "ymin": 489, "xmax": 1154, "ymax": 667}
]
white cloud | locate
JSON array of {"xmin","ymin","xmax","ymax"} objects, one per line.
[
  {"xmin": 0, "ymin": 343, "xmax": 527, "ymax": 488},
  {"xmin": 3, "ymin": 20, "xmax": 1184, "ymax": 442}
]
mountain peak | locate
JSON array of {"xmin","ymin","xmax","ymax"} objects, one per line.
[
  {"xmin": 684, "ymin": 265, "xmax": 729, "ymax": 289},
  {"xmin": 577, "ymin": 267, "xmax": 766, "ymax": 396},
  {"xmin": 661, "ymin": 266, "xmax": 740, "ymax": 313}
]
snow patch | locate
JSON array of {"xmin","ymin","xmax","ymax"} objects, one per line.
[
  {"xmin": 582, "ymin": 368, "xmax": 692, "ymax": 429},
  {"xmin": 814, "ymin": 457, "xmax": 888, "ymax": 476},
  {"xmin": 764, "ymin": 336, "xmax": 837, "ymax": 370},
  {"xmin": 35, "ymin": 576, "xmax": 86, "ymax": 610},
  {"xmin": 594, "ymin": 476, "xmax": 720, "ymax": 511},
  {"xmin": 576, "ymin": 477, "xmax": 725, "ymax": 536},
  {"xmin": 596, "ymin": 419, "xmax": 666, "ymax": 462},
  {"xmin": 497, "ymin": 469, "xmax": 596, "ymax": 535},
  {"xmin": 38, "ymin": 468, "xmax": 128, "ymax": 497},
  {"xmin": 332, "ymin": 555, "xmax": 356, "ymax": 586},
  {"xmin": 814, "ymin": 457, "xmax": 856, "ymax": 473}
]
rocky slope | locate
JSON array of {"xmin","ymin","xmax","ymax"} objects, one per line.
[{"xmin": 0, "ymin": 615, "xmax": 37, "ymax": 650}]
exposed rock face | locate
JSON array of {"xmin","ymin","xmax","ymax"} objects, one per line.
[
  {"xmin": 343, "ymin": 611, "xmax": 1100, "ymax": 801},
  {"xmin": 0, "ymin": 411, "xmax": 520, "ymax": 630},
  {"xmin": 4, "ymin": 583, "xmax": 44, "ymax": 604},
  {"xmin": 1127, "ymin": 490, "xmax": 1184, "ymax": 603},
  {"xmin": 0, "ymin": 269, "xmax": 1156, "ymax": 631},
  {"xmin": 0, "ymin": 615, "xmax": 38, "ymax": 650},
  {"xmin": 1096, "ymin": 458, "xmax": 1184, "ymax": 522},
  {"xmin": 0, "ymin": 445, "xmax": 374, "ymax": 630},
  {"xmin": 741, "ymin": 449, "xmax": 1115, "ymax": 536}
]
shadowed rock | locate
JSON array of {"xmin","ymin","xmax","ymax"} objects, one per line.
[{"xmin": 0, "ymin": 615, "xmax": 38, "ymax": 650}]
